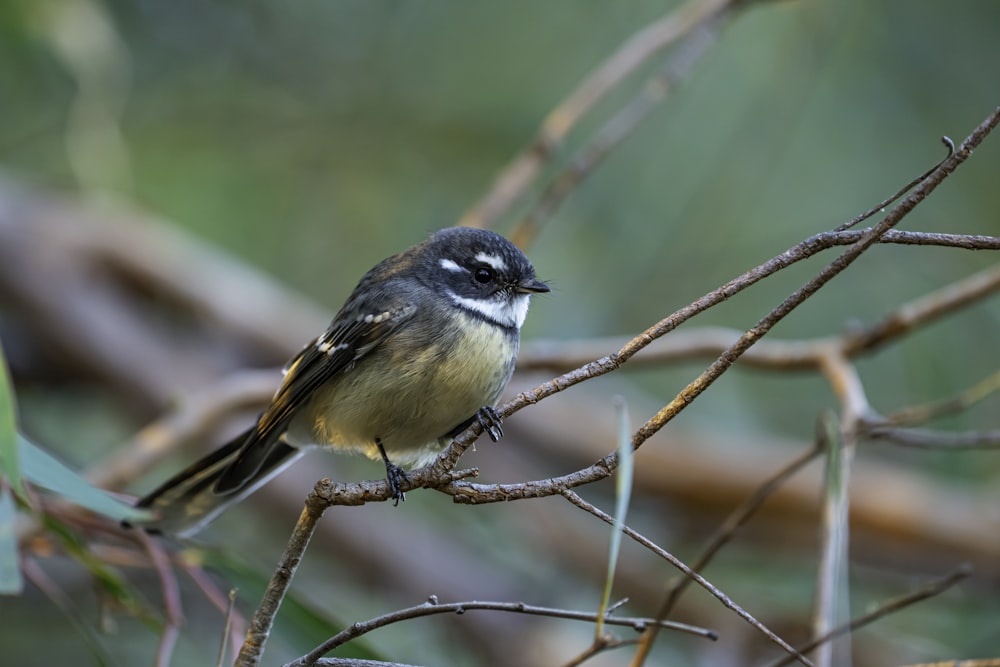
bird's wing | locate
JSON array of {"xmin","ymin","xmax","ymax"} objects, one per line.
[{"xmin": 213, "ymin": 300, "xmax": 418, "ymax": 494}]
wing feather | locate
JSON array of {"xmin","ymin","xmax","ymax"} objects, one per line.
[{"xmin": 213, "ymin": 301, "xmax": 417, "ymax": 494}]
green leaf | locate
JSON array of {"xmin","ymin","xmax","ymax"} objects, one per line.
[
  {"xmin": 44, "ymin": 516, "xmax": 153, "ymax": 622},
  {"xmin": 0, "ymin": 343, "xmax": 26, "ymax": 498},
  {"xmin": 596, "ymin": 396, "xmax": 633, "ymax": 637},
  {"xmin": 19, "ymin": 435, "xmax": 151, "ymax": 524},
  {"xmin": 0, "ymin": 485, "xmax": 23, "ymax": 594}
]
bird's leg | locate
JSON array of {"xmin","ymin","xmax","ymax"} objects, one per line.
[
  {"xmin": 376, "ymin": 437, "xmax": 408, "ymax": 506},
  {"xmin": 476, "ymin": 406, "xmax": 504, "ymax": 442}
]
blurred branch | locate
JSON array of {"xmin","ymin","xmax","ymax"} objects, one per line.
[
  {"xmin": 863, "ymin": 427, "xmax": 1000, "ymax": 449},
  {"xmin": 508, "ymin": 21, "xmax": 719, "ymax": 248},
  {"xmin": 460, "ymin": 0, "xmax": 741, "ymax": 232},
  {"xmin": 0, "ymin": 177, "xmax": 327, "ymax": 410},
  {"xmin": 769, "ymin": 564, "xmax": 972, "ymax": 667},
  {"xmin": 811, "ymin": 350, "xmax": 872, "ymax": 665},
  {"xmin": 519, "ymin": 252, "xmax": 1000, "ymax": 374},
  {"xmin": 899, "ymin": 659, "xmax": 1000, "ymax": 667},
  {"xmin": 843, "ymin": 263, "xmax": 1000, "ymax": 355},
  {"xmin": 882, "ymin": 368, "xmax": 1000, "ymax": 426},
  {"xmin": 811, "ymin": 410, "xmax": 852, "ymax": 667}
]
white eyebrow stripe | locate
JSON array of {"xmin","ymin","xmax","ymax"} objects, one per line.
[
  {"xmin": 439, "ymin": 258, "xmax": 465, "ymax": 273},
  {"xmin": 474, "ymin": 252, "xmax": 507, "ymax": 271}
]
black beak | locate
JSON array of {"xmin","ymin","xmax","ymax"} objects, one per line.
[{"xmin": 517, "ymin": 277, "xmax": 550, "ymax": 294}]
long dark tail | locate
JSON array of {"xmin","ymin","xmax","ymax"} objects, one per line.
[{"xmin": 129, "ymin": 427, "xmax": 302, "ymax": 537}]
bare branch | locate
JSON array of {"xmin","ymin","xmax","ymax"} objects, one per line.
[
  {"xmin": 560, "ymin": 490, "xmax": 813, "ymax": 667},
  {"xmin": 438, "ymin": 107, "xmax": 1000, "ymax": 476},
  {"xmin": 460, "ymin": 0, "xmax": 741, "ymax": 230},
  {"xmin": 509, "ymin": 23, "xmax": 719, "ymax": 248},
  {"xmin": 630, "ymin": 441, "xmax": 823, "ymax": 663},
  {"xmin": 864, "ymin": 427, "xmax": 1000, "ymax": 449},
  {"xmin": 882, "ymin": 368, "xmax": 1000, "ymax": 426},
  {"xmin": 289, "ymin": 597, "xmax": 714, "ymax": 667},
  {"xmin": 768, "ymin": 564, "xmax": 972, "ymax": 667},
  {"xmin": 844, "ymin": 264, "xmax": 1000, "ymax": 355},
  {"xmin": 237, "ymin": 480, "xmax": 334, "ymax": 667}
]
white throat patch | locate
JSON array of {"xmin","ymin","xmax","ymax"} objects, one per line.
[{"xmin": 448, "ymin": 291, "xmax": 530, "ymax": 329}]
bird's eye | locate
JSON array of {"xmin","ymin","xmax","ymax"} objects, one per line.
[{"xmin": 474, "ymin": 267, "xmax": 496, "ymax": 284}]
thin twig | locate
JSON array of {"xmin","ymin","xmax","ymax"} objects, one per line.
[
  {"xmin": 561, "ymin": 635, "xmax": 640, "ymax": 667},
  {"xmin": 882, "ymin": 368, "xmax": 1000, "ymax": 426},
  {"xmin": 310, "ymin": 661, "xmax": 427, "ymax": 667},
  {"xmin": 834, "ymin": 136, "xmax": 955, "ymax": 231},
  {"xmin": 844, "ymin": 264, "xmax": 1000, "ymax": 355},
  {"xmin": 236, "ymin": 479, "xmax": 334, "ymax": 667},
  {"xmin": 864, "ymin": 427, "xmax": 1000, "ymax": 449},
  {"xmin": 560, "ymin": 490, "xmax": 813, "ymax": 667},
  {"xmin": 899, "ymin": 659, "xmax": 1000, "ymax": 667},
  {"xmin": 136, "ymin": 531, "xmax": 183, "ymax": 667},
  {"xmin": 459, "ymin": 0, "xmax": 739, "ymax": 230},
  {"xmin": 217, "ymin": 589, "xmax": 238, "ymax": 667},
  {"xmin": 287, "ymin": 596, "xmax": 714, "ymax": 667},
  {"xmin": 182, "ymin": 559, "xmax": 247, "ymax": 663},
  {"xmin": 438, "ymin": 105, "xmax": 1000, "ymax": 490},
  {"xmin": 767, "ymin": 564, "xmax": 972, "ymax": 667},
  {"xmin": 510, "ymin": 20, "xmax": 720, "ymax": 248},
  {"xmin": 630, "ymin": 441, "xmax": 824, "ymax": 664}
]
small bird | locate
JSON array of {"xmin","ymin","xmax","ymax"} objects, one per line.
[{"xmin": 131, "ymin": 226, "xmax": 548, "ymax": 536}]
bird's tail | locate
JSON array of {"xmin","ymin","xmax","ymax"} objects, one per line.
[{"xmin": 128, "ymin": 427, "xmax": 303, "ymax": 537}]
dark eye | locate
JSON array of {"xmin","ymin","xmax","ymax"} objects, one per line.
[{"xmin": 474, "ymin": 267, "xmax": 496, "ymax": 284}]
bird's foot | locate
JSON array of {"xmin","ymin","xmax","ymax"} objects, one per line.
[{"xmin": 477, "ymin": 406, "xmax": 504, "ymax": 442}]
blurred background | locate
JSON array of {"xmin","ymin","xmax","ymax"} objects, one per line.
[{"xmin": 1, "ymin": 0, "xmax": 998, "ymax": 665}]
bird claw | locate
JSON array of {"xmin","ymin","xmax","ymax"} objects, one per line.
[
  {"xmin": 385, "ymin": 462, "xmax": 409, "ymax": 506},
  {"xmin": 477, "ymin": 406, "xmax": 504, "ymax": 442}
]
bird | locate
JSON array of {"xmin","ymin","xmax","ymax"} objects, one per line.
[{"xmin": 130, "ymin": 226, "xmax": 549, "ymax": 537}]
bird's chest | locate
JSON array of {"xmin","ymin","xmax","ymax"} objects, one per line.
[{"xmin": 298, "ymin": 318, "xmax": 516, "ymax": 463}]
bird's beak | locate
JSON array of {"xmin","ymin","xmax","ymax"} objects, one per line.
[{"xmin": 517, "ymin": 277, "xmax": 551, "ymax": 294}]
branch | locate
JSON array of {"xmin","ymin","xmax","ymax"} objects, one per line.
[
  {"xmin": 459, "ymin": 0, "xmax": 741, "ymax": 231},
  {"xmin": 560, "ymin": 490, "xmax": 813, "ymax": 667},
  {"xmin": 767, "ymin": 564, "xmax": 972, "ymax": 667},
  {"xmin": 288, "ymin": 597, "xmax": 715, "ymax": 667},
  {"xmin": 864, "ymin": 427, "xmax": 1000, "ymax": 449},
  {"xmin": 437, "ymin": 107, "xmax": 1000, "ymax": 477},
  {"xmin": 630, "ymin": 440, "xmax": 823, "ymax": 663},
  {"xmin": 236, "ymin": 480, "xmax": 333, "ymax": 667}
]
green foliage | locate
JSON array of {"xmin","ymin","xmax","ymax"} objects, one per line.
[{"xmin": 18, "ymin": 435, "xmax": 150, "ymax": 524}]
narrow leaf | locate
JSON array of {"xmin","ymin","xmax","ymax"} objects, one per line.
[
  {"xmin": 0, "ymin": 344, "xmax": 25, "ymax": 498},
  {"xmin": 0, "ymin": 485, "xmax": 23, "ymax": 594},
  {"xmin": 596, "ymin": 396, "xmax": 633, "ymax": 637},
  {"xmin": 19, "ymin": 435, "xmax": 151, "ymax": 523}
]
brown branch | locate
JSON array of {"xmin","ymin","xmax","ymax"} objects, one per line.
[
  {"xmin": 768, "ymin": 564, "xmax": 972, "ymax": 667},
  {"xmin": 864, "ymin": 427, "xmax": 1000, "ymax": 449},
  {"xmin": 560, "ymin": 489, "xmax": 813, "ymax": 667},
  {"xmin": 136, "ymin": 531, "xmax": 183, "ymax": 667},
  {"xmin": 882, "ymin": 368, "xmax": 1000, "ymax": 426},
  {"xmin": 459, "ymin": 0, "xmax": 740, "ymax": 231},
  {"xmin": 899, "ymin": 659, "xmax": 1000, "ymax": 667},
  {"xmin": 509, "ymin": 22, "xmax": 720, "ymax": 248},
  {"xmin": 438, "ymin": 109, "xmax": 999, "ymax": 477},
  {"xmin": 844, "ymin": 264, "xmax": 1000, "ymax": 355},
  {"xmin": 236, "ymin": 479, "xmax": 334, "ymax": 667},
  {"xmin": 630, "ymin": 441, "xmax": 824, "ymax": 663},
  {"xmin": 288, "ymin": 597, "xmax": 713, "ymax": 667}
]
